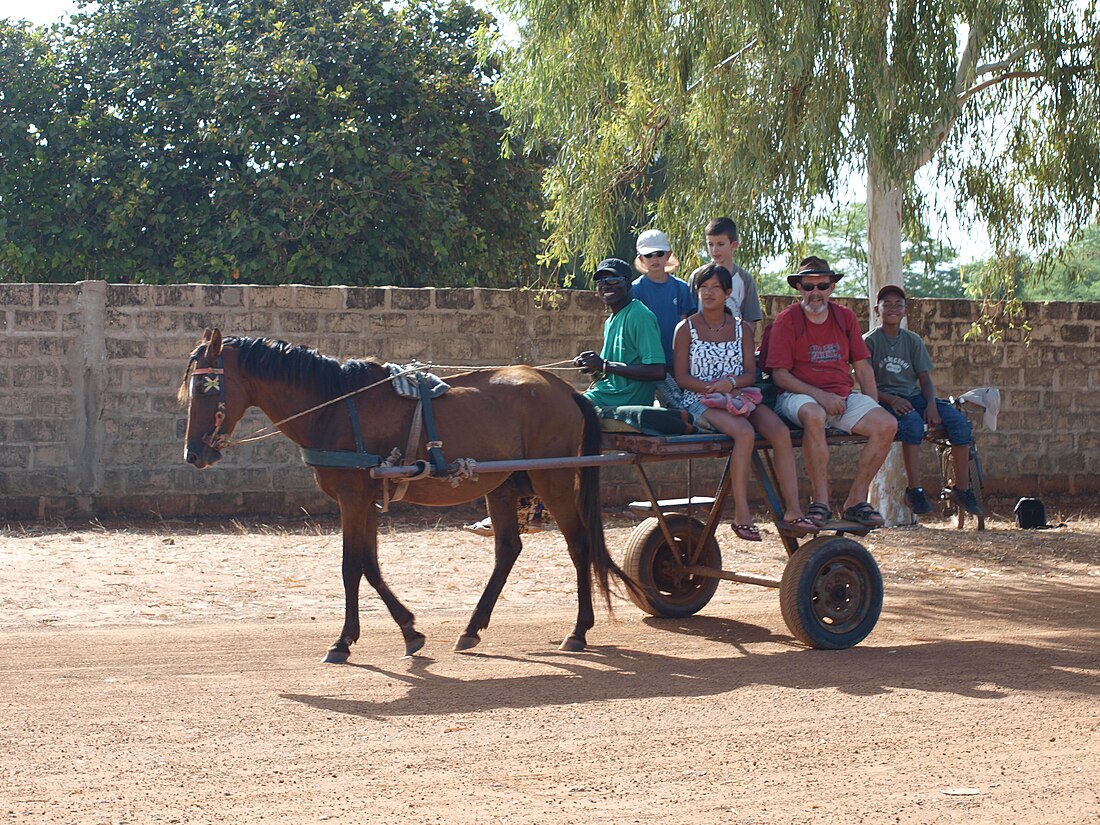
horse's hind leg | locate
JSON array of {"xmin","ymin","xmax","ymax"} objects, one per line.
[
  {"xmin": 530, "ymin": 472, "xmax": 595, "ymax": 652},
  {"xmin": 455, "ymin": 484, "xmax": 523, "ymax": 652},
  {"xmin": 325, "ymin": 497, "xmax": 424, "ymax": 663}
]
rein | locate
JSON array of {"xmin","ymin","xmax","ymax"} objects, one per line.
[{"xmin": 201, "ymin": 358, "xmax": 584, "ymax": 451}]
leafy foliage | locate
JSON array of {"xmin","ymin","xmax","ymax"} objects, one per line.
[
  {"xmin": 757, "ymin": 203, "xmax": 968, "ymax": 298},
  {"xmin": 490, "ymin": 0, "xmax": 1100, "ymax": 291},
  {"xmin": 0, "ymin": 0, "xmax": 545, "ymax": 285}
]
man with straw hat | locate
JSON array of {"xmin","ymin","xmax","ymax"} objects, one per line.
[{"xmin": 763, "ymin": 256, "xmax": 898, "ymax": 528}]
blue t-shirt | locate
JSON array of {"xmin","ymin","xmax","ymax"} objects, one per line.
[{"xmin": 631, "ymin": 275, "xmax": 695, "ymax": 365}]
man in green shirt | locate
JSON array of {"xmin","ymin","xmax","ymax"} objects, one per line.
[{"xmin": 575, "ymin": 257, "xmax": 667, "ymax": 407}]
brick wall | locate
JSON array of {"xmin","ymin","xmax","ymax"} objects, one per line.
[{"xmin": 1, "ymin": 282, "xmax": 1096, "ymax": 520}]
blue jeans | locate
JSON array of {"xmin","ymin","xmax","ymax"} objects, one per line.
[{"xmin": 888, "ymin": 395, "xmax": 973, "ymax": 445}]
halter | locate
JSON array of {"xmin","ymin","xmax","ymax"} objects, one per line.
[{"xmin": 190, "ymin": 355, "xmax": 230, "ymax": 451}]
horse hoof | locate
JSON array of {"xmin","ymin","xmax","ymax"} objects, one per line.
[
  {"xmin": 558, "ymin": 635, "xmax": 586, "ymax": 652},
  {"xmin": 404, "ymin": 633, "xmax": 426, "ymax": 657},
  {"xmin": 453, "ymin": 634, "xmax": 481, "ymax": 652},
  {"xmin": 322, "ymin": 649, "xmax": 349, "ymax": 664}
]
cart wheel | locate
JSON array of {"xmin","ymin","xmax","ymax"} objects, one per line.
[
  {"xmin": 779, "ymin": 536, "xmax": 882, "ymax": 649},
  {"xmin": 622, "ymin": 514, "xmax": 721, "ymax": 618}
]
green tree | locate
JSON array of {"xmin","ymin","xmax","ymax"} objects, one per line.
[
  {"xmin": 1018, "ymin": 223, "xmax": 1100, "ymax": 301},
  {"xmin": 490, "ymin": 0, "xmax": 1100, "ymax": 301},
  {"xmin": 0, "ymin": 0, "xmax": 545, "ymax": 285},
  {"xmin": 758, "ymin": 203, "xmax": 968, "ymax": 298}
]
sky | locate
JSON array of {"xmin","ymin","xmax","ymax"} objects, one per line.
[
  {"xmin": 2, "ymin": 0, "xmax": 992, "ymax": 262},
  {"xmin": 0, "ymin": 0, "xmax": 85, "ymax": 25}
]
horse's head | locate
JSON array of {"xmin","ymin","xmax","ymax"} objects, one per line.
[{"xmin": 180, "ymin": 328, "xmax": 248, "ymax": 469}]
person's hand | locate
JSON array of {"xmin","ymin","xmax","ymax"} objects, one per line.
[
  {"xmin": 889, "ymin": 397, "xmax": 914, "ymax": 416},
  {"xmin": 704, "ymin": 376, "xmax": 737, "ymax": 395},
  {"xmin": 573, "ymin": 351, "xmax": 604, "ymax": 374},
  {"xmin": 815, "ymin": 391, "xmax": 847, "ymax": 417},
  {"xmin": 924, "ymin": 404, "xmax": 941, "ymax": 428}
]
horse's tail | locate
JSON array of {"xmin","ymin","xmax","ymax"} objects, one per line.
[{"xmin": 573, "ymin": 393, "xmax": 641, "ymax": 608}]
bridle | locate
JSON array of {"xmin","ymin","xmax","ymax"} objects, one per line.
[{"xmin": 189, "ymin": 354, "xmax": 231, "ymax": 452}]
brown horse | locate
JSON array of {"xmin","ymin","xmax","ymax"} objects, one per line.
[{"xmin": 179, "ymin": 329, "xmax": 631, "ymax": 662}]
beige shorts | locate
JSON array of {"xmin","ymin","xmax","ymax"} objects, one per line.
[{"xmin": 775, "ymin": 391, "xmax": 880, "ymax": 434}]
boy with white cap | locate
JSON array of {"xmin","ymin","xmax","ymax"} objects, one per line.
[{"xmin": 631, "ymin": 229, "xmax": 694, "ymax": 408}]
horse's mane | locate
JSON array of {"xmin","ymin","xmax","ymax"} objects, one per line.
[{"xmin": 224, "ymin": 336, "xmax": 388, "ymax": 398}]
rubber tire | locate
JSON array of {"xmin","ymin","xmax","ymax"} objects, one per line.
[
  {"xmin": 779, "ymin": 536, "xmax": 883, "ymax": 650},
  {"xmin": 622, "ymin": 514, "xmax": 721, "ymax": 618}
]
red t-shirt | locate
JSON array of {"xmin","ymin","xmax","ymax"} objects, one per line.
[{"xmin": 764, "ymin": 303, "xmax": 870, "ymax": 397}]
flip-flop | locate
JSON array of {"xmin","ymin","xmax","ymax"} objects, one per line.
[
  {"xmin": 731, "ymin": 522, "xmax": 762, "ymax": 542},
  {"xmin": 777, "ymin": 516, "xmax": 821, "ymax": 535},
  {"xmin": 806, "ymin": 502, "xmax": 833, "ymax": 527}
]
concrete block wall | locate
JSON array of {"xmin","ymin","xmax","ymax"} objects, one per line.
[{"xmin": 1, "ymin": 282, "xmax": 1096, "ymax": 520}]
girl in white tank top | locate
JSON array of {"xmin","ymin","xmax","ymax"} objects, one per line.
[{"xmin": 673, "ymin": 264, "xmax": 819, "ymax": 539}]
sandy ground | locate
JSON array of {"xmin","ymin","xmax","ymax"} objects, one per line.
[{"xmin": 2, "ymin": 503, "xmax": 1099, "ymax": 824}]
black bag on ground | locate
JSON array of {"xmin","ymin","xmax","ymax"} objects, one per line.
[{"xmin": 1013, "ymin": 497, "xmax": 1065, "ymax": 529}]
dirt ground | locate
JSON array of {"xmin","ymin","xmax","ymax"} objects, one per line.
[{"xmin": 2, "ymin": 500, "xmax": 1099, "ymax": 824}]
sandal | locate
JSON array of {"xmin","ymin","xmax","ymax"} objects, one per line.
[
  {"xmin": 777, "ymin": 516, "xmax": 821, "ymax": 535},
  {"xmin": 806, "ymin": 501, "xmax": 833, "ymax": 527},
  {"xmin": 731, "ymin": 522, "xmax": 762, "ymax": 542},
  {"xmin": 842, "ymin": 501, "xmax": 885, "ymax": 528}
]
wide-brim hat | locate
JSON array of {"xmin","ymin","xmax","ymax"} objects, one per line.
[{"xmin": 787, "ymin": 257, "xmax": 843, "ymax": 288}]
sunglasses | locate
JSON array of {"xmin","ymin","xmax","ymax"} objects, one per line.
[
  {"xmin": 595, "ymin": 274, "xmax": 626, "ymax": 286},
  {"xmin": 798, "ymin": 282, "xmax": 834, "ymax": 292},
  {"xmin": 642, "ymin": 250, "xmax": 668, "ymax": 259}
]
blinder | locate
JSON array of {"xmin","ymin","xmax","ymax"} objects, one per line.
[{"xmin": 189, "ymin": 355, "xmax": 230, "ymax": 451}]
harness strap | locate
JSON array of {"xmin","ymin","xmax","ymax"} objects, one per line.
[
  {"xmin": 417, "ymin": 373, "xmax": 449, "ymax": 475},
  {"xmin": 299, "ymin": 398, "xmax": 381, "ymax": 469},
  {"xmin": 345, "ymin": 397, "xmax": 366, "ymax": 453}
]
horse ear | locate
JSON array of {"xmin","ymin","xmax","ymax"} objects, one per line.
[{"xmin": 208, "ymin": 328, "xmax": 223, "ymax": 359}]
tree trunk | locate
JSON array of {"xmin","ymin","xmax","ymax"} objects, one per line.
[{"xmin": 866, "ymin": 156, "xmax": 912, "ymax": 526}]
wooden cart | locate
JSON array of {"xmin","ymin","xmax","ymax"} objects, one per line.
[{"xmin": 599, "ymin": 431, "xmax": 884, "ymax": 650}]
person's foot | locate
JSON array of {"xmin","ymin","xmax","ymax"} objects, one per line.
[
  {"xmin": 905, "ymin": 486, "xmax": 933, "ymax": 515},
  {"xmin": 463, "ymin": 517, "xmax": 494, "ymax": 537},
  {"xmin": 951, "ymin": 487, "xmax": 982, "ymax": 515},
  {"xmin": 731, "ymin": 522, "xmax": 762, "ymax": 541},
  {"xmin": 806, "ymin": 501, "xmax": 833, "ymax": 528},
  {"xmin": 776, "ymin": 516, "xmax": 820, "ymax": 536},
  {"xmin": 842, "ymin": 501, "xmax": 885, "ymax": 528}
]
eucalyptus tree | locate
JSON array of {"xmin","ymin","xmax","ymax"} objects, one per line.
[
  {"xmin": 490, "ymin": 0, "xmax": 1100, "ymax": 301},
  {"xmin": 0, "ymin": 0, "xmax": 545, "ymax": 285}
]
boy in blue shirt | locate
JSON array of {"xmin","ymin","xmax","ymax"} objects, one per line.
[{"xmin": 631, "ymin": 229, "xmax": 694, "ymax": 408}]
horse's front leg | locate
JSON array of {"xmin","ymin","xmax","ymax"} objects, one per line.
[
  {"xmin": 454, "ymin": 485, "xmax": 523, "ymax": 652},
  {"xmin": 324, "ymin": 497, "xmax": 423, "ymax": 663}
]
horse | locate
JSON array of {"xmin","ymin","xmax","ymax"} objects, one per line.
[{"xmin": 179, "ymin": 328, "xmax": 633, "ymax": 662}]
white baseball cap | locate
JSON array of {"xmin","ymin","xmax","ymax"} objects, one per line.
[{"xmin": 636, "ymin": 229, "xmax": 672, "ymax": 255}]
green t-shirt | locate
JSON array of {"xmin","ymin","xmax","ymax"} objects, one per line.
[
  {"xmin": 863, "ymin": 327, "xmax": 934, "ymax": 398},
  {"xmin": 583, "ymin": 299, "xmax": 665, "ymax": 409}
]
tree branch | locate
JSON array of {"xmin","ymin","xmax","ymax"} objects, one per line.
[
  {"xmin": 910, "ymin": 19, "xmax": 987, "ymax": 170},
  {"xmin": 974, "ymin": 42, "xmax": 1039, "ymax": 77},
  {"xmin": 957, "ymin": 70, "xmax": 1045, "ymax": 106},
  {"xmin": 686, "ymin": 38, "xmax": 759, "ymax": 93}
]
